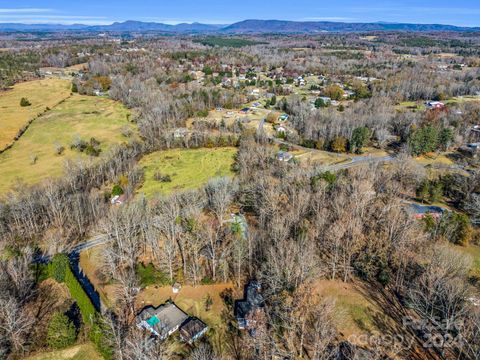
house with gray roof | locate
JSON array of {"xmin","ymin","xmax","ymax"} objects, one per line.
[{"xmin": 136, "ymin": 302, "xmax": 188, "ymax": 339}]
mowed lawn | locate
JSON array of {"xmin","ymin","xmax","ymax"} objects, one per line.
[
  {"xmin": 0, "ymin": 78, "xmax": 71, "ymax": 150},
  {"xmin": 137, "ymin": 147, "xmax": 237, "ymax": 198},
  {"xmin": 312, "ymin": 279, "xmax": 395, "ymax": 339},
  {"xmin": 0, "ymin": 94, "xmax": 134, "ymax": 194},
  {"xmin": 26, "ymin": 343, "xmax": 102, "ymax": 360}
]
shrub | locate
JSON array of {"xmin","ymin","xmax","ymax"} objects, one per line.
[
  {"xmin": 153, "ymin": 172, "xmax": 172, "ymax": 183},
  {"xmin": 49, "ymin": 254, "xmax": 70, "ymax": 283},
  {"xmin": 54, "ymin": 143, "xmax": 65, "ymax": 155},
  {"xmin": 323, "ymin": 84, "xmax": 344, "ymax": 101},
  {"xmin": 314, "ymin": 97, "xmax": 328, "ymax": 108},
  {"xmin": 330, "ymin": 136, "xmax": 348, "ymax": 153},
  {"xmin": 440, "ymin": 212, "xmax": 473, "ymax": 246},
  {"xmin": 71, "ymin": 82, "xmax": 78, "ymax": 93},
  {"xmin": 89, "ymin": 318, "xmax": 114, "ymax": 360},
  {"xmin": 350, "ymin": 127, "xmax": 372, "ymax": 154},
  {"xmin": 20, "ymin": 97, "xmax": 31, "ymax": 107},
  {"xmin": 111, "ymin": 184, "xmax": 124, "ymax": 196},
  {"xmin": 47, "ymin": 312, "xmax": 77, "ymax": 349}
]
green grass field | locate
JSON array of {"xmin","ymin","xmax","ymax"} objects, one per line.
[
  {"xmin": 26, "ymin": 343, "xmax": 102, "ymax": 360},
  {"xmin": 0, "ymin": 94, "xmax": 134, "ymax": 194},
  {"xmin": 137, "ymin": 147, "xmax": 237, "ymax": 198},
  {"xmin": 453, "ymin": 244, "xmax": 480, "ymax": 277},
  {"xmin": 0, "ymin": 78, "xmax": 71, "ymax": 150}
]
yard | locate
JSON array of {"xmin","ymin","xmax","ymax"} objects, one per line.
[
  {"xmin": 0, "ymin": 94, "xmax": 134, "ymax": 194},
  {"xmin": 312, "ymin": 279, "xmax": 396, "ymax": 340},
  {"xmin": 137, "ymin": 147, "xmax": 237, "ymax": 198},
  {"xmin": 0, "ymin": 78, "xmax": 71, "ymax": 150},
  {"xmin": 26, "ymin": 343, "xmax": 102, "ymax": 360},
  {"xmin": 137, "ymin": 283, "xmax": 235, "ymax": 353}
]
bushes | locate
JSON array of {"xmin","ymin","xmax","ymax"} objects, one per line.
[
  {"xmin": 408, "ymin": 125, "xmax": 453, "ymax": 156},
  {"xmin": 111, "ymin": 184, "xmax": 124, "ymax": 196},
  {"xmin": 20, "ymin": 97, "xmax": 31, "ymax": 107},
  {"xmin": 49, "ymin": 254, "xmax": 70, "ymax": 283},
  {"xmin": 350, "ymin": 127, "xmax": 372, "ymax": 154},
  {"xmin": 46, "ymin": 312, "xmax": 77, "ymax": 349},
  {"xmin": 153, "ymin": 172, "xmax": 172, "ymax": 183},
  {"xmin": 89, "ymin": 318, "xmax": 114, "ymax": 360},
  {"xmin": 330, "ymin": 136, "xmax": 348, "ymax": 153},
  {"xmin": 323, "ymin": 84, "xmax": 344, "ymax": 101},
  {"xmin": 440, "ymin": 212, "xmax": 473, "ymax": 246},
  {"xmin": 416, "ymin": 180, "xmax": 443, "ymax": 204},
  {"xmin": 71, "ymin": 137, "xmax": 101, "ymax": 157}
]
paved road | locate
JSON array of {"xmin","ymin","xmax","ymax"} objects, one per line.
[
  {"xmin": 33, "ymin": 233, "xmax": 111, "ymax": 264},
  {"xmin": 72, "ymin": 233, "xmax": 110, "ymax": 253}
]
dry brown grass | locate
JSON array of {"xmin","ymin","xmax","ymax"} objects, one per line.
[{"xmin": 0, "ymin": 78, "xmax": 71, "ymax": 150}]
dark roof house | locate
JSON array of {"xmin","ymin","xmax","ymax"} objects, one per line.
[
  {"xmin": 235, "ymin": 281, "xmax": 264, "ymax": 330},
  {"xmin": 406, "ymin": 203, "xmax": 446, "ymax": 219},
  {"xmin": 136, "ymin": 303, "xmax": 189, "ymax": 339},
  {"xmin": 179, "ymin": 318, "xmax": 208, "ymax": 344}
]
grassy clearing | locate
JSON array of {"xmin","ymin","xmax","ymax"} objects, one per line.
[
  {"xmin": 452, "ymin": 244, "xmax": 480, "ymax": 277},
  {"xmin": 414, "ymin": 152, "xmax": 454, "ymax": 166},
  {"xmin": 312, "ymin": 279, "xmax": 393, "ymax": 339},
  {"xmin": 0, "ymin": 94, "xmax": 134, "ymax": 194},
  {"xmin": 137, "ymin": 147, "xmax": 237, "ymax": 198},
  {"xmin": 0, "ymin": 78, "xmax": 71, "ymax": 150},
  {"xmin": 26, "ymin": 343, "xmax": 102, "ymax": 360}
]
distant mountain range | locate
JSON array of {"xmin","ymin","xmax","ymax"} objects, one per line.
[{"xmin": 0, "ymin": 19, "xmax": 478, "ymax": 33}]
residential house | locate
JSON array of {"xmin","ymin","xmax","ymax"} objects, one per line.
[
  {"xmin": 179, "ymin": 318, "xmax": 208, "ymax": 344},
  {"xmin": 250, "ymin": 89, "xmax": 261, "ymax": 97},
  {"xmin": 276, "ymin": 151, "xmax": 293, "ymax": 162},
  {"xmin": 173, "ymin": 128, "xmax": 189, "ymax": 139},
  {"xmin": 459, "ymin": 142, "xmax": 480, "ymax": 158},
  {"xmin": 111, "ymin": 194, "xmax": 126, "ymax": 206},
  {"xmin": 235, "ymin": 281, "xmax": 265, "ymax": 331},
  {"xmin": 136, "ymin": 303, "xmax": 189, "ymax": 339},
  {"xmin": 425, "ymin": 101, "xmax": 445, "ymax": 110},
  {"xmin": 406, "ymin": 203, "xmax": 446, "ymax": 220},
  {"xmin": 276, "ymin": 125, "xmax": 287, "ymax": 135}
]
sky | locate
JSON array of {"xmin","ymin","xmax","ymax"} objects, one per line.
[{"xmin": 0, "ymin": 0, "xmax": 480, "ymax": 27}]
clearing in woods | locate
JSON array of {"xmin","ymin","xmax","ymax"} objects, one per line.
[
  {"xmin": 0, "ymin": 94, "xmax": 134, "ymax": 194},
  {"xmin": 25, "ymin": 343, "xmax": 102, "ymax": 360},
  {"xmin": 137, "ymin": 147, "xmax": 237, "ymax": 198},
  {"xmin": 0, "ymin": 78, "xmax": 71, "ymax": 150}
]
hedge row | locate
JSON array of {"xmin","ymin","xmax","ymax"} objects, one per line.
[{"xmin": 63, "ymin": 265, "xmax": 96, "ymax": 324}]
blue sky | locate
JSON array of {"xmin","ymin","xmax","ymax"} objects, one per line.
[{"xmin": 0, "ymin": 1, "xmax": 479, "ymax": 26}]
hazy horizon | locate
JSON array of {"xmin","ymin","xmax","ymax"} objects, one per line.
[{"xmin": 0, "ymin": 0, "xmax": 479, "ymax": 27}]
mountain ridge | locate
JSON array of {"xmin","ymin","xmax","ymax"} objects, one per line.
[{"xmin": 0, "ymin": 19, "xmax": 478, "ymax": 33}]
